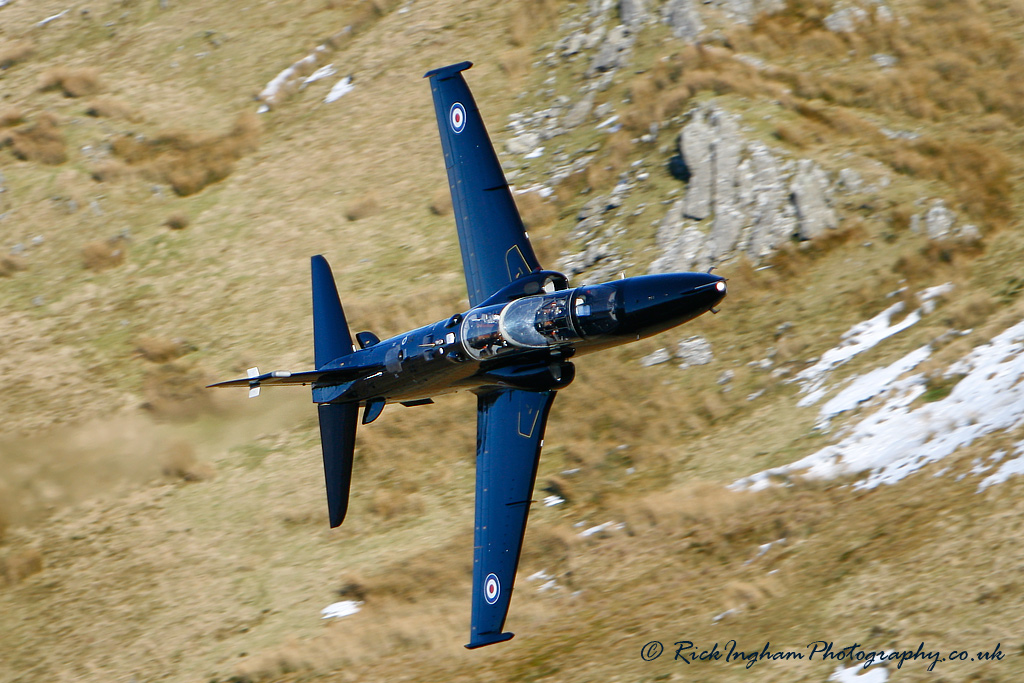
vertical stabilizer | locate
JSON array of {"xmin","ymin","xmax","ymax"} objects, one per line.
[{"xmin": 311, "ymin": 255, "xmax": 355, "ymax": 369}]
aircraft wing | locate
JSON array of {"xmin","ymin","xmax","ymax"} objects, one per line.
[
  {"xmin": 424, "ymin": 62, "xmax": 543, "ymax": 307},
  {"xmin": 466, "ymin": 388, "xmax": 556, "ymax": 649}
]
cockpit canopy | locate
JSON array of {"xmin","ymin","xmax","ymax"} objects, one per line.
[{"xmin": 461, "ymin": 285, "xmax": 619, "ymax": 360}]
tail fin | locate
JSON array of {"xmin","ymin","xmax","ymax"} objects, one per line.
[
  {"xmin": 311, "ymin": 255, "xmax": 358, "ymax": 527},
  {"xmin": 312, "ymin": 255, "xmax": 355, "ymax": 369}
]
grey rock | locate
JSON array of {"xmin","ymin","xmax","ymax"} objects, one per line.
[
  {"xmin": 619, "ymin": 0, "xmax": 648, "ymax": 27},
  {"xmin": 743, "ymin": 142, "xmax": 795, "ymax": 260},
  {"xmin": 506, "ymin": 132, "xmax": 542, "ymax": 155},
  {"xmin": 925, "ymin": 199, "xmax": 955, "ymax": 239},
  {"xmin": 823, "ymin": 6, "xmax": 867, "ymax": 33},
  {"xmin": 710, "ymin": 0, "xmax": 785, "ymax": 23},
  {"xmin": 563, "ymin": 92, "xmax": 594, "ymax": 129},
  {"xmin": 640, "ymin": 347, "xmax": 671, "ymax": 366},
  {"xmin": 837, "ymin": 167, "xmax": 863, "ymax": 193},
  {"xmin": 956, "ymin": 223, "xmax": 981, "ymax": 243},
  {"xmin": 650, "ymin": 200, "xmax": 711, "ymax": 274},
  {"xmin": 717, "ymin": 369, "xmax": 735, "ymax": 385},
  {"xmin": 709, "ymin": 109, "xmax": 744, "ymax": 257},
  {"xmin": 588, "ymin": 25, "xmax": 633, "ymax": 76},
  {"xmin": 563, "ymin": 30, "xmax": 586, "ymax": 57},
  {"xmin": 871, "ymin": 53, "xmax": 898, "ymax": 68},
  {"xmin": 676, "ymin": 335, "xmax": 713, "ymax": 367},
  {"xmin": 790, "ymin": 159, "xmax": 837, "ymax": 239},
  {"xmin": 663, "ymin": 0, "xmax": 704, "ymax": 40},
  {"xmin": 583, "ymin": 25, "xmax": 607, "ymax": 50},
  {"xmin": 679, "ymin": 112, "xmax": 713, "ymax": 219}
]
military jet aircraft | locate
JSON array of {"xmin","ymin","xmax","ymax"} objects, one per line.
[{"xmin": 210, "ymin": 61, "xmax": 726, "ymax": 649}]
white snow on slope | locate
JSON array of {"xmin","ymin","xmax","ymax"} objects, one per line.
[
  {"xmin": 796, "ymin": 301, "xmax": 922, "ymax": 407},
  {"xmin": 324, "ymin": 76, "xmax": 354, "ymax": 103},
  {"xmin": 829, "ymin": 662, "xmax": 889, "ymax": 683},
  {"xmin": 817, "ymin": 345, "xmax": 931, "ymax": 425},
  {"xmin": 321, "ymin": 600, "xmax": 362, "ymax": 619},
  {"xmin": 734, "ymin": 318, "xmax": 1024, "ymax": 491},
  {"xmin": 979, "ymin": 441, "xmax": 1024, "ymax": 491}
]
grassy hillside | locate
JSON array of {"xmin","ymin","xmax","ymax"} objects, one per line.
[{"xmin": 3, "ymin": 0, "xmax": 1024, "ymax": 681}]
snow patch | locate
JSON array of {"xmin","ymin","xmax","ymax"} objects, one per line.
[
  {"xmin": 302, "ymin": 64, "xmax": 337, "ymax": 87},
  {"xmin": 734, "ymin": 318, "xmax": 1024, "ymax": 491},
  {"xmin": 979, "ymin": 443, "xmax": 1024, "ymax": 491},
  {"xmin": 321, "ymin": 600, "xmax": 362, "ymax": 619},
  {"xmin": 797, "ymin": 301, "xmax": 922, "ymax": 407},
  {"xmin": 324, "ymin": 77, "xmax": 354, "ymax": 103},
  {"xmin": 578, "ymin": 521, "xmax": 623, "ymax": 537},
  {"xmin": 829, "ymin": 662, "xmax": 889, "ymax": 683},
  {"xmin": 816, "ymin": 345, "xmax": 931, "ymax": 425}
]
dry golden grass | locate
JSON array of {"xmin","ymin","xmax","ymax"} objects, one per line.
[
  {"xmin": 160, "ymin": 441, "xmax": 215, "ymax": 482},
  {"xmin": 507, "ymin": 0, "xmax": 559, "ymax": 47},
  {"xmin": 142, "ymin": 362, "xmax": 215, "ymax": 420},
  {"xmin": 344, "ymin": 194, "xmax": 380, "ymax": 221},
  {"xmin": 879, "ymin": 137, "xmax": 1013, "ymax": 226},
  {"xmin": 944, "ymin": 290, "xmax": 997, "ymax": 330},
  {"xmin": 81, "ymin": 239, "xmax": 127, "ymax": 271},
  {"xmin": 0, "ymin": 255, "xmax": 27, "ymax": 277},
  {"xmin": 1, "ymin": 549, "xmax": 43, "ymax": 587},
  {"xmin": 516, "ymin": 191, "xmax": 557, "ymax": 229},
  {"xmin": 0, "ymin": 108, "xmax": 25, "ymax": 128},
  {"xmin": 3, "ymin": 112, "xmax": 66, "ymax": 165},
  {"xmin": 163, "ymin": 211, "xmax": 191, "ymax": 230},
  {"xmin": 498, "ymin": 47, "xmax": 531, "ymax": 85},
  {"xmin": 135, "ymin": 335, "xmax": 191, "ymax": 363},
  {"xmin": 0, "ymin": 40, "xmax": 34, "ymax": 70},
  {"xmin": 773, "ymin": 120, "xmax": 821, "ymax": 148},
  {"xmin": 427, "ymin": 188, "xmax": 452, "ymax": 216},
  {"xmin": 368, "ymin": 488, "xmax": 425, "ymax": 521},
  {"xmin": 84, "ymin": 97, "xmax": 139, "ymax": 121},
  {"xmin": 89, "ymin": 159, "xmax": 129, "ymax": 183},
  {"xmin": 111, "ymin": 112, "xmax": 261, "ymax": 195},
  {"xmin": 39, "ymin": 67, "xmax": 103, "ymax": 98}
]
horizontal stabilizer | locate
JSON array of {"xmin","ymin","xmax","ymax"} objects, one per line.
[
  {"xmin": 206, "ymin": 365, "xmax": 382, "ymax": 391},
  {"xmin": 312, "ymin": 255, "xmax": 355, "ymax": 369},
  {"xmin": 318, "ymin": 402, "xmax": 358, "ymax": 527}
]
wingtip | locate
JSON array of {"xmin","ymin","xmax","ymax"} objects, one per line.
[
  {"xmin": 464, "ymin": 632, "xmax": 515, "ymax": 649},
  {"xmin": 423, "ymin": 61, "xmax": 473, "ymax": 79}
]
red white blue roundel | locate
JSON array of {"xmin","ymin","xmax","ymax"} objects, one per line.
[
  {"xmin": 484, "ymin": 573, "xmax": 500, "ymax": 604},
  {"xmin": 450, "ymin": 102, "xmax": 467, "ymax": 134}
]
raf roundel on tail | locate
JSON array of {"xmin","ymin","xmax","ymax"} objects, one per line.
[
  {"xmin": 209, "ymin": 60, "xmax": 727, "ymax": 650},
  {"xmin": 449, "ymin": 101, "xmax": 467, "ymax": 133}
]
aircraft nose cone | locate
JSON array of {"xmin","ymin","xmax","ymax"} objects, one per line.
[{"xmin": 615, "ymin": 272, "xmax": 726, "ymax": 339}]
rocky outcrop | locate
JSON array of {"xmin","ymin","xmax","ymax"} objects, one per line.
[
  {"xmin": 619, "ymin": 0, "xmax": 648, "ymax": 27},
  {"xmin": 651, "ymin": 104, "xmax": 836, "ymax": 272},
  {"xmin": 790, "ymin": 159, "xmax": 838, "ymax": 239},
  {"xmin": 662, "ymin": 0, "xmax": 704, "ymax": 40},
  {"xmin": 710, "ymin": 0, "xmax": 786, "ymax": 24},
  {"xmin": 587, "ymin": 24, "xmax": 634, "ymax": 76},
  {"xmin": 910, "ymin": 199, "xmax": 979, "ymax": 242}
]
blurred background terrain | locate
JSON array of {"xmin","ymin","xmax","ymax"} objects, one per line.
[{"xmin": 3, "ymin": 0, "xmax": 1024, "ymax": 680}]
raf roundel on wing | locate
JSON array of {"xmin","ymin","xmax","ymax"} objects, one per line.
[
  {"xmin": 484, "ymin": 573, "xmax": 500, "ymax": 604},
  {"xmin": 450, "ymin": 102, "xmax": 467, "ymax": 133}
]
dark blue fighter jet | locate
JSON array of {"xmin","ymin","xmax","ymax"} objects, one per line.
[{"xmin": 211, "ymin": 61, "xmax": 726, "ymax": 648}]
